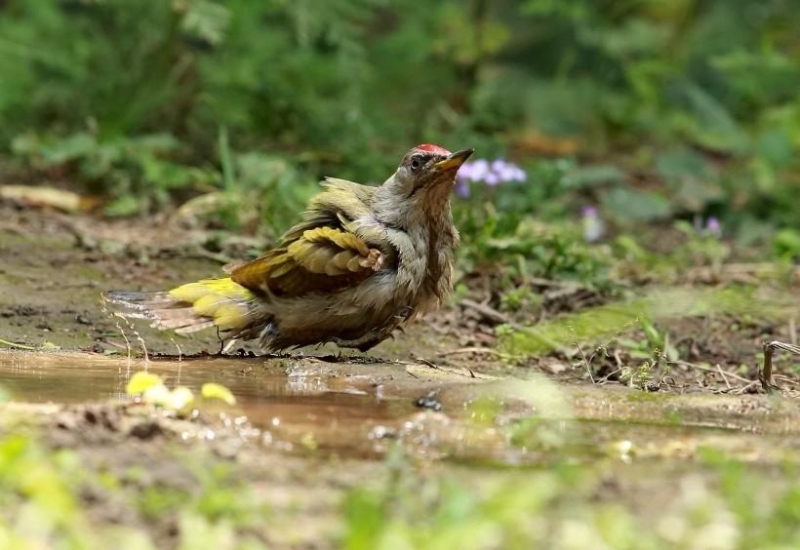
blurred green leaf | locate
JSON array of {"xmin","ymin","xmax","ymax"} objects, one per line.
[
  {"xmin": 601, "ymin": 187, "xmax": 671, "ymax": 222},
  {"xmin": 675, "ymin": 83, "xmax": 750, "ymax": 154},
  {"xmin": 773, "ymin": 229, "xmax": 800, "ymax": 260},
  {"xmin": 655, "ymin": 149, "xmax": 723, "ymax": 212},
  {"xmin": 180, "ymin": 0, "xmax": 230, "ymax": 46},
  {"xmin": 561, "ymin": 164, "xmax": 625, "ymax": 189}
]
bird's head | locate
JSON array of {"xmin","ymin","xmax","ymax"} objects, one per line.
[
  {"xmin": 395, "ymin": 144, "xmax": 474, "ymax": 195},
  {"xmin": 373, "ymin": 144, "xmax": 473, "ymax": 227}
]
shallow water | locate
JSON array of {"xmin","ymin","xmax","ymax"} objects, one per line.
[
  {"xmin": 4, "ymin": 349, "xmax": 800, "ymax": 465},
  {"xmin": 0, "ymin": 351, "xmax": 416, "ymax": 453}
]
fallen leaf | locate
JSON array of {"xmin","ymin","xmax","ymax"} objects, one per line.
[{"xmin": 201, "ymin": 382, "xmax": 236, "ymax": 405}]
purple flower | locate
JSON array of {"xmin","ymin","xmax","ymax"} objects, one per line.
[
  {"xmin": 484, "ymin": 172, "xmax": 500, "ymax": 186},
  {"xmin": 491, "ymin": 159, "xmax": 506, "ymax": 173},
  {"xmin": 466, "ymin": 159, "xmax": 489, "ymax": 181},
  {"xmin": 581, "ymin": 205, "xmax": 604, "ymax": 243},
  {"xmin": 705, "ymin": 217, "xmax": 722, "ymax": 238},
  {"xmin": 455, "ymin": 157, "xmax": 527, "ymax": 198},
  {"xmin": 455, "ymin": 179, "xmax": 471, "ymax": 198}
]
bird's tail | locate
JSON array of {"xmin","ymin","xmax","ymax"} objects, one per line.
[{"xmin": 105, "ymin": 278, "xmax": 260, "ymax": 336}]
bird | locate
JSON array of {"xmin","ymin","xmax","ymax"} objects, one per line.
[{"xmin": 106, "ymin": 144, "xmax": 474, "ymax": 353}]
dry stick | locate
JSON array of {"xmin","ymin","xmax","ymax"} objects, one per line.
[
  {"xmin": 416, "ymin": 358, "xmax": 440, "ymax": 370},
  {"xmin": 596, "ymin": 367, "xmax": 624, "ymax": 385},
  {"xmin": 437, "ymin": 347, "xmax": 509, "ymax": 358},
  {"xmin": 671, "ymin": 360, "xmax": 753, "ymax": 384},
  {"xmin": 716, "ymin": 364, "xmax": 732, "ymax": 389},
  {"xmin": 733, "ymin": 381, "xmax": 760, "ymax": 395},
  {"xmin": 613, "ymin": 349, "xmax": 624, "ymax": 370},
  {"xmin": 0, "ymin": 338, "xmax": 36, "ymax": 350},
  {"xmin": 761, "ymin": 340, "xmax": 800, "ymax": 394},
  {"xmin": 459, "ymin": 299, "xmax": 510, "ymax": 325}
]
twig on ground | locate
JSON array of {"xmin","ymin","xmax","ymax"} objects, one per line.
[
  {"xmin": 613, "ymin": 349, "xmax": 623, "ymax": 369},
  {"xmin": 671, "ymin": 360, "xmax": 753, "ymax": 385},
  {"xmin": 0, "ymin": 338, "xmax": 36, "ymax": 350},
  {"xmin": 732, "ymin": 380, "xmax": 760, "ymax": 395},
  {"xmin": 771, "ymin": 374, "xmax": 800, "ymax": 388},
  {"xmin": 437, "ymin": 347, "xmax": 512, "ymax": 360},
  {"xmin": 416, "ymin": 358, "xmax": 440, "ymax": 370},
  {"xmin": 460, "ymin": 299, "xmax": 510, "ymax": 325},
  {"xmin": 405, "ymin": 369, "xmax": 420, "ymax": 379},
  {"xmin": 596, "ymin": 368, "xmax": 623, "ymax": 385},
  {"xmin": 716, "ymin": 364, "xmax": 732, "ymax": 389}
]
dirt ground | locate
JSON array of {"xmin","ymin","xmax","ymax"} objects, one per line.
[
  {"xmin": 3, "ymin": 203, "xmax": 800, "ymax": 548},
  {"xmin": 2, "ymin": 202, "xmax": 798, "ymax": 391}
]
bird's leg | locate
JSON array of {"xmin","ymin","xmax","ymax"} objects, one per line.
[
  {"xmin": 216, "ymin": 326, "xmax": 238, "ymax": 355},
  {"xmin": 215, "ymin": 327, "xmax": 225, "ymax": 354},
  {"xmin": 222, "ymin": 339, "xmax": 239, "ymax": 354}
]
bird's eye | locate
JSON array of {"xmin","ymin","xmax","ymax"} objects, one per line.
[{"xmin": 410, "ymin": 157, "xmax": 423, "ymax": 171}]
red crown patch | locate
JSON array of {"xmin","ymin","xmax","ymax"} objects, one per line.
[{"xmin": 415, "ymin": 144, "xmax": 451, "ymax": 156}]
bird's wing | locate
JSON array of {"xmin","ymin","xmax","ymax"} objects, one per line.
[
  {"xmin": 231, "ymin": 226, "xmax": 383, "ymax": 297},
  {"xmin": 281, "ymin": 177, "xmax": 374, "ymax": 240},
  {"xmin": 231, "ymin": 179, "xmax": 383, "ymax": 297}
]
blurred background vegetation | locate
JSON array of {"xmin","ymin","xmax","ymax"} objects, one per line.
[{"xmin": 1, "ymin": 0, "xmax": 799, "ymax": 263}]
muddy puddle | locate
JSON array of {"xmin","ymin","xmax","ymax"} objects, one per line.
[{"xmin": 3, "ymin": 349, "xmax": 800, "ymax": 466}]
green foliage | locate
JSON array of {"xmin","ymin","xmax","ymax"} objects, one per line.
[
  {"xmin": 175, "ymin": 134, "xmax": 314, "ymax": 237},
  {"xmin": 0, "ymin": 433, "xmax": 118, "ymax": 547},
  {"xmin": 619, "ymin": 360, "xmax": 655, "ymax": 390},
  {"xmin": 0, "ymin": 0, "xmax": 799, "ymax": 254},
  {"xmin": 773, "ymin": 229, "xmax": 800, "ymax": 261},
  {"xmin": 343, "ymin": 445, "xmax": 800, "ymax": 549},
  {"xmin": 0, "ymin": 430, "xmax": 263, "ymax": 548},
  {"xmin": 499, "ymin": 285, "xmax": 791, "ymax": 358},
  {"xmin": 12, "ymin": 131, "xmax": 214, "ymax": 215},
  {"xmin": 499, "ymin": 287, "xmax": 543, "ymax": 313},
  {"xmin": 457, "ymin": 192, "xmax": 614, "ymax": 288}
]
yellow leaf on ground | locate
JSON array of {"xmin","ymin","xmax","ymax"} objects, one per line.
[
  {"xmin": 201, "ymin": 383, "xmax": 236, "ymax": 405},
  {"xmin": 126, "ymin": 372, "xmax": 164, "ymax": 395}
]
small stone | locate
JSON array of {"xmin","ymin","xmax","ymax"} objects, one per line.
[
  {"xmin": 129, "ymin": 421, "xmax": 163, "ymax": 440},
  {"xmin": 414, "ymin": 390, "xmax": 443, "ymax": 412},
  {"xmin": 76, "ymin": 313, "xmax": 92, "ymax": 325}
]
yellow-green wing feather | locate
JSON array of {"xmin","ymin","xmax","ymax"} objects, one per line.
[{"xmin": 231, "ymin": 227, "xmax": 381, "ymax": 297}]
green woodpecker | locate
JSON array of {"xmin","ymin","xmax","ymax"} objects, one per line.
[{"xmin": 107, "ymin": 145, "xmax": 473, "ymax": 352}]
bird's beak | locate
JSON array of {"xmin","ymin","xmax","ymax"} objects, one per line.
[{"xmin": 435, "ymin": 148, "xmax": 474, "ymax": 171}]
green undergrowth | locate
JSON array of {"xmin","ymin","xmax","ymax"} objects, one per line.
[
  {"xmin": 1, "ymin": 0, "xmax": 799, "ymax": 255},
  {"xmin": 4, "ymin": 418, "xmax": 800, "ymax": 549},
  {"xmin": 498, "ymin": 285, "xmax": 792, "ymax": 357},
  {"xmin": 0, "ymin": 430, "xmax": 265, "ymax": 549},
  {"xmin": 344, "ymin": 446, "xmax": 800, "ymax": 550}
]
